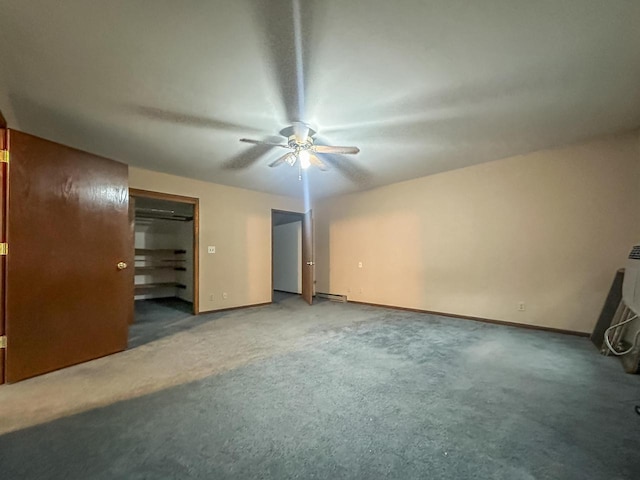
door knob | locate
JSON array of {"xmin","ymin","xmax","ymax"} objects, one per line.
[{"xmin": 117, "ymin": 262, "xmax": 128, "ymax": 270}]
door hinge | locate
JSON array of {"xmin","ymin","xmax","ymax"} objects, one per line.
[
  {"xmin": 0, "ymin": 150, "xmax": 8, "ymax": 164},
  {"xmin": 0, "ymin": 243, "xmax": 6, "ymax": 256},
  {"xmin": 0, "ymin": 336, "xmax": 6, "ymax": 349}
]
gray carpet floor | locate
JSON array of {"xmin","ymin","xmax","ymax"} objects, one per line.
[
  {"xmin": 130, "ymin": 297, "xmax": 195, "ymax": 348},
  {"xmin": 1, "ymin": 293, "xmax": 639, "ymax": 479}
]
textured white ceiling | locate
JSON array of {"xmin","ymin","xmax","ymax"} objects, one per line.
[{"xmin": 1, "ymin": 0, "xmax": 639, "ymax": 199}]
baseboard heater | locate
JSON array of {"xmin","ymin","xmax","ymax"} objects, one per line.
[{"xmin": 316, "ymin": 292, "xmax": 347, "ymax": 303}]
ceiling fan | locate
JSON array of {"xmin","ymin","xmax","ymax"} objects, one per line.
[{"xmin": 239, "ymin": 122, "xmax": 360, "ymax": 171}]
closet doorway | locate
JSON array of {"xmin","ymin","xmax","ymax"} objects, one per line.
[{"xmin": 130, "ymin": 190, "xmax": 199, "ymax": 332}]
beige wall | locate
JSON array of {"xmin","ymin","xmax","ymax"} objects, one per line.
[
  {"xmin": 129, "ymin": 167, "xmax": 304, "ymax": 312},
  {"xmin": 315, "ymin": 131, "xmax": 640, "ymax": 333}
]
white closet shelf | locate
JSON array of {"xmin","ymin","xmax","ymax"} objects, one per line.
[
  {"xmin": 135, "ymin": 248, "xmax": 187, "ymax": 255},
  {"xmin": 134, "ymin": 282, "xmax": 187, "ymax": 294},
  {"xmin": 135, "ymin": 266, "xmax": 187, "ymax": 272}
]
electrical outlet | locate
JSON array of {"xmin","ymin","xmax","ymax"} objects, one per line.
[
  {"xmin": 518, "ymin": 302, "xmax": 526, "ymax": 311},
  {"xmin": 223, "ymin": 292, "xmax": 228, "ymax": 299},
  {"xmin": 208, "ymin": 246, "xmax": 216, "ymax": 254},
  {"xmin": 358, "ymin": 261, "xmax": 363, "ymax": 268},
  {"xmin": 209, "ymin": 294, "xmax": 214, "ymax": 301}
]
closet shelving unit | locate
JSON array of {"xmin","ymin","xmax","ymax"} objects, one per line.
[
  {"xmin": 134, "ymin": 208, "xmax": 193, "ymax": 296},
  {"xmin": 134, "ymin": 249, "xmax": 187, "ymax": 294}
]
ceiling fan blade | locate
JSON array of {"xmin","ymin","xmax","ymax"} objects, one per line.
[
  {"xmin": 313, "ymin": 135, "xmax": 370, "ymax": 185},
  {"xmin": 313, "ymin": 145, "xmax": 360, "ymax": 155},
  {"xmin": 309, "ymin": 154, "xmax": 328, "ymax": 171},
  {"xmin": 240, "ymin": 138, "xmax": 288, "ymax": 148},
  {"xmin": 292, "ymin": 122, "xmax": 309, "ymax": 143},
  {"xmin": 269, "ymin": 152, "xmax": 296, "ymax": 168}
]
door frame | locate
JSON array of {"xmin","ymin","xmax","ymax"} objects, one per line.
[
  {"xmin": 130, "ymin": 188, "xmax": 200, "ymax": 315},
  {"xmin": 271, "ymin": 209, "xmax": 312, "ymax": 303}
]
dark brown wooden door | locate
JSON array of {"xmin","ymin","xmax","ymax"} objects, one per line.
[
  {"xmin": 0, "ymin": 127, "xmax": 8, "ymax": 384},
  {"xmin": 301, "ymin": 209, "xmax": 313, "ymax": 305},
  {"xmin": 4, "ymin": 130, "xmax": 132, "ymax": 383}
]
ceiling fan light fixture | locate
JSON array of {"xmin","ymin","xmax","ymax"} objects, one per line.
[
  {"xmin": 285, "ymin": 153, "xmax": 297, "ymax": 166},
  {"xmin": 298, "ymin": 150, "xmax": 310, "ymax": 169},
  {"xmin": 240, "ymin": 124, "xmax": 359, "ymax": 172}
]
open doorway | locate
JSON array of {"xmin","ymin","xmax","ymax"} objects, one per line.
[
  {"xmin": 129, "ymin": 189, "xmax": 199, "ymax": 345},
  {"xmin": 272, "ymin": 209, "xmax": 314, "ymax": 305},
  {"xmin": 272, "ymin": 210, "xmax": 303, "ymax": 303}
]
